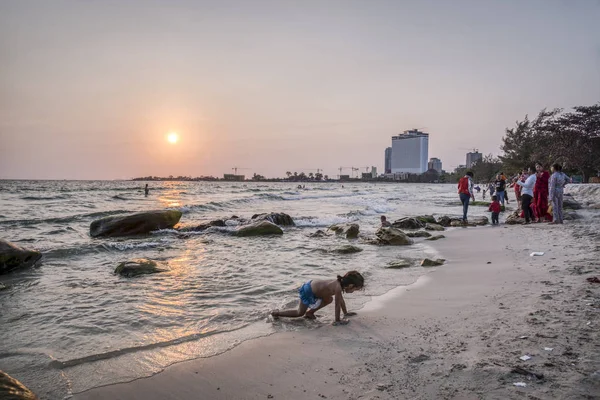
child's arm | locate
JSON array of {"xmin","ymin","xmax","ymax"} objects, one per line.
[
  {"xmin": 333, "ymin": 288, "xmax": 349, "ymax": 325},
  {"xmin": 340, "ymin": 296, "xmax": 357, "ymax": 317}
]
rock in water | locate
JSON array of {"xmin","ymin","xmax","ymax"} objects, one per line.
[
  {"xmin": 332, "ymin": 245, "xmax": 363, "ymax": 254},
  {"xmin": 426, "ymin": 235, "xmax": 445, "ymax": 241},
  {"xmin": 0, "ymin": 370, "xmax": 38, "ymax": 399},
  {"xmin": 308, "ymin": 230, "xmax": 328, "ymax": 238},
  {"xmin": 469, "ymin": 216, "xmax": 489, "ymax": 226},
  {"xmin": 0, "ymin": 283, "xmax": 6, "ymax": 291},
  {"xmin": 90, "ymin": 210, "xmax": 182, "ymax": 238},
  {"xmin": 0, "ymin": 240, "xmax": 42, "ymax": 275},
  {"xmin": 251, "ymin": 213, "xmax": 295, "ymax": 227},
  {"xmin": 386, "ymin": 259, "xmax": 412, "ymax": 269},
  {"xmin": 115, "ymin": 259, "xmax": 170, "ymax": 277},
  {"xmin": 421, "ymin": 258, "xmax": 445, "ymax": 267},
  {"xmin": 425, "ymin": 223, "xmax": 445, "ymax": 231},
  {"xmin": 235, "ymin": 221, "xmax": 284, "ymax": 237},
  {"xmin": 405, "ymin": 230, "xmax": 432, "ymax": 238},
  {"xmin": 375, "ymin": 227, "xmax": 413, "ymax": 246},
  {"xmin": 329, "ymin": 223, "xmax": 360, "ymax": 239},
  {"xmin": 391, "ymin": 217, "xmax": 424, "ymax": 230},
  {"xmin": 416, "ymin": 215, "xmax": 436, "ymax": 224},
  {"xmin": 177, "ymin": 219, "xmax": 226, "ymax": 232}
]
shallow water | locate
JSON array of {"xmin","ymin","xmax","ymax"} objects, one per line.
[{"xmin": 0, "ymin": 180, "xmax": 492, "ymax": 398}]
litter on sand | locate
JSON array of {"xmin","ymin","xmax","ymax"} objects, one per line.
[
  {"xmin": 513, "ymin": 382, "xmax": 527, "ymax": 387},
  {"xmin": 544, "ymin": 347, "xmax": 553, "ymax": 351},
  {"xmin": 519, "ymin": 336, "xmax": 528, "ymax": 339},
  {"xmin": 519, "ymin": 355, "xmax": 532, "ymax": 361},
  {"xmin": 530, "ymin": 252, "xmax": 545, "ymax": 256}
]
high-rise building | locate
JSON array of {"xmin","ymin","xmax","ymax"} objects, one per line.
[
  {"xmin": 391, "ymin": 129, "xmax": 429, "ymax": 174},
  {"xmin": 384, "ymin": 147, "xmax": 392, "ymax": 174},
  {"xmin": 466, "ymin": 151, "xmax": 482, "ymax": 168},
  {"xmin": 428, "ymin": 157, "xmax": 442, "ymax": 173}
]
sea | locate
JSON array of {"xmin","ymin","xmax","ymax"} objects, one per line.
[{"xmin": 0, "ymin": 180, "xmax": 493, "ymax": 399}]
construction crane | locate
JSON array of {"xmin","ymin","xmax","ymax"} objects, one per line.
[
  {"xmin": 351, "ymin": 167, "xmax": 359, "ymax": 178},
  {"xmin": 232, "ymin": 167, "xmax": 250, "ymax": 174}
]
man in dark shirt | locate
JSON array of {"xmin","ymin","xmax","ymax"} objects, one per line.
[{"xmin": 494, "ymin": 174, "xmax": 506, "ymax": 205}]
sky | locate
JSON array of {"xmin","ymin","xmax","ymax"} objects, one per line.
[{"xmin": 1, "ymin": 0, "xmax": 599, "ymax": 180}]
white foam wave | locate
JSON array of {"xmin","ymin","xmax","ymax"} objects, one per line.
[{"xmin": 294, "ymin": 215, "xmax": 358, "ymax": 227}]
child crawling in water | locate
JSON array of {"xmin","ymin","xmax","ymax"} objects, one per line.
[{"xmin": 271, "ymin": 271, "xmax": 364, "ymax": 325}]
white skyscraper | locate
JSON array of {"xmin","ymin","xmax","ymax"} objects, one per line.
[{"xmin": 391, "ymin": 129, "xmax": 429, "ymax": 174}]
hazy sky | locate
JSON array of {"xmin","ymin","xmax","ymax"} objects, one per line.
[{"xmin": 1, "ymin": 0, "xmax": 599, "ymax": 179}]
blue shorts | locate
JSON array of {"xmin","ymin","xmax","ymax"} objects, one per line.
[{"xmin": 299, "ymin": 281, "xmax": 322, "ymax": 310}]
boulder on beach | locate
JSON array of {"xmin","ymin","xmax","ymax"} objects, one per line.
[
  {"xmin": 332, "ymin": 245, "xmax": 363, "ymax": 254},
  {"xmin": 115, "ymin": 259, "xmax": 170, "ymax": 277},
  {"xmin": 425, "ymin": 223, "xmax": 445, "ymax": 231},
  {"xmin": 329, "ymin": 223, "xmax": 360, "ymax": 239},
  {"xmin": 426, "ymin": 235, "xmax": 445, "ymax": 241},
  {"xmin": 0, "ymin": 370, "xmax": 39, "ymax": 399},
  {"xmin": 421, "ymin": 258, "xmax": 445, "ymax": 267},
  {"xmin": 405, "ymin": 230, "xmax": 432, "ymax": 238},
  {"xmin": 386, "ymin": 259, "xmax": 412, "ymax": 269},
  {"xmin": 563, "ymin": 198, "xmax": 582, "ymax": 210},
  {"xmin": 90, "ymin": 210, "xmax": 182, "ymax": 238},
  {"xmin": 235, "ymin": 221, "xmax": 284, "ymax": 237},
  {"xmin": 391, "ymin": 217, "xmax": 424, "ymax": 230},
  {"xmin": 251, "ymin": 212, "xmax": 295, "ymax": 227},
  {"xmin": 374, "ymin": 227, "xmax": 413, "ymax": 246},
  {"xmin": 469, "ymin": 216, "xmax": 489, "ymax": 226},
  {"xmin": 0, "ymin": 240, "xmax": 42, "ymax": 275},
  {"xmin": 436, "ymin": 215, "xmax": 462, "ymax": 227}
]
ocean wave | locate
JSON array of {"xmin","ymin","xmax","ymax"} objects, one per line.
[
  {"xmin": 0, "ymin": 210, "xmax": 130, "ymax": 226},
  {"xmin": 111, "ymin": 195, "xmax": 132, "ymax": 200},
  {"xmin": 49, "ymin": 325, "xmax": 247, "ymax": 369},
  {"xmin": 20, "ymin": 195, "xmax": 70, "ymax": 200},
  {"xmin": 294, "ymin": 215, "xmax": 358, "ymax": 227}
]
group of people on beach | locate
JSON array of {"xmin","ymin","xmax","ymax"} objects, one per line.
[{"xmin": 459, "ymin": 162, "xmax": 570, "ymax": 225}]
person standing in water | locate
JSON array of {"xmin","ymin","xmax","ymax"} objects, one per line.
[
  {"xmin": 144, "ymin": 184, "xmax": 150, "ymax": 196},
  {"xmin": 457, "ymin": 171, "xmax": 475, "ymax": 223}
]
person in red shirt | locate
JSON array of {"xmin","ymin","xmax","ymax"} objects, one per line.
[
  {"xmin": 533, "ymin": 162, "xmax": 552, "ymax": 222},
  {"xmin": 457, "ymin": 171, "xmax": 475, "ymax": 223},
  {"xmin": 488, "ymin": 195, "xmax": 501, "ymax": 225}
]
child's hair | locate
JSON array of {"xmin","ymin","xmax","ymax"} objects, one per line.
[
  {"xmin": 381, "ymin": 215, "xmax": 387, "ymax": 220},
  {"xmin": 492, "ymin": 195, "xmax": 498, "ymax": 201},
  {"xmin": 337, "ymin": 271, "xmax": 364, "ymax": 290},
  {"xmin": 552, "ymin": 163, "xmax": 562, "ymax": 171}
]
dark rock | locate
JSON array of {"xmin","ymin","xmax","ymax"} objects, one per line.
[
  {"xmin": 436, "ymin": 216, "xmax": 463, "ymax": 227},
  {"xmin": 0, "ymin": 240, "xmax": 42, "ymax": 275},
  {"xmin": 563, "ymin": 212, "xmax": 582, "ymax": 220},
  {"xmin": 0, "ymin": 370, "xmax": 39, "ymax": 399},
  {"xmin": 469, "ymin": 216, "xmax": 489, "ymax": 226},
  {"xmin": 405, "ymin": 230, "xmax": 432, "ymax": 238},
  {"xmin": 505, "ymin": 210, "xmax": 524, "ymax": 225},
  {"xmin": 426, "ymin": 235, "xmax": 445, "ymax": 241},
  {"xmin": 251, "ymin": 212, "xmax": 295, "ymax": 226},
  {"xmin": 90, "ymin": 210, "xmax": 182, "ymax": 238},
  {"xmin": 235, "ymin": 221, "xmax": 283, "ymax": 237},
  {"xmin": 416, "ymin": 215, "xmax": 436, "ymax": 224},
  {"xmin": 386, "ymin": 259, "xmax": 412, "ymax": 269},
  {"xmin": 308, "ymin": 230, "xmax": 328, "ymax": 238},
  {"xmin": 409, "ymin": 354, "xmax": 430, "ymax": 363},
  {"xmin": 421, "ymin": 258, "xmax": 445, "ymax": 267},
  {"xmin": 115, "ymin": 259, "xmax": 170, "ymax": 277},
  {"xmin": 332, "ymin": 245, "xmax": 363, "ymax": 254},
  {"xmin": 425, "ymin": 223, "xmax": 445, "ymax": 231},
  {"xmin": 329, "ymin": 223, "xmax": 359, "ymax": 239},
  {"xmin": 563, "ymin": 198, "xmax": 581, "ymax": 210},
  {"xmin": 375, "ymin": 227, "xmax": 413, "ymax": 246},
  {"xmin": 391, "ymin": 217, "xmax": 424, "ymax": 230}
]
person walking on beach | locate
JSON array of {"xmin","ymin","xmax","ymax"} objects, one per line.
[
  {"xmin": 144, "ymin": 184, "xmax": 150, "ymax": 196},
  {"xmin": 380, "ymin": 215, "xmax": 392, "ymax": 227},
  {"xmin": 516, "ymin": 168, "xmax": 537, "ymax": 224},
  {"xmin": 534, "ymin": 162, "xmax": 551, "ymax": 222},
  {"xmin": 457, "ymin": 171, "xmax": 475, "ymax": 223},
  {"xmin": 494, "ymin": 174, "xmax": 506, "ymax": 206},
  {"xmin": 271, "ymin": 271, "xmax": 364, "ymax": 325},
  {"xmin": 549, "ymin": 163, "xmax": 569, "ymax": 224},
  {"xmin": 488, "ymin": 195, "xmax": 501, "ymax": 225}
]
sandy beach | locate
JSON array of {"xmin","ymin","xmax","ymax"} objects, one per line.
[{"xmin": 74, "ymin": 205, "xmax": 600, "ymax": 400}]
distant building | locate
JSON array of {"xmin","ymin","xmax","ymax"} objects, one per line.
[
  {"xmin": 391, "ymin": 129, "xmax": 429, "ymax": 174},
  {"xmin": 339, "ymin": 174, "xmax": 351, "ymax": 181},
  {"xmin": 384, "ymin": 147, "xmax": 392, "ymax": 174},
  {"xmin": 362, "ymin": 167, "xmax": 378, "ymax": 180},
  {"xmin": 454, "ymin": 165, "xmax": 467, "ymax": 174},
  {"xmin": 466, "ymin": 151, "xmax": 482, "ymax": 168},
  {"xmin": 428, "ymin": 157, "xmax": 442, "ymax": 173},
  {"xmin": 223, "ymin": 174, "xmax": 245, "ymax": 181}
]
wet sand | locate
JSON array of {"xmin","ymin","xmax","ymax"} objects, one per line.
[{"xmin": 75, "ymin": 220, "xmax": 600, "ymax": 400}]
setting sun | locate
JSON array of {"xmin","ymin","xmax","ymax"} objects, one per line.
[{"xmin": 167, "ymin": 132, "xmax": 179, "ymax": 144}]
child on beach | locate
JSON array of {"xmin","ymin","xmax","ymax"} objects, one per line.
[
  {"xmin": 489, "ymin": 195, "xmax": 501, "ymax": 225},
  {"xmin": 380, "ymin": 215, "xmax": 392, "ymax": 227},
  {"xmin": 271, "ymin": 271, "xmax": 364, "ymax": 325}
]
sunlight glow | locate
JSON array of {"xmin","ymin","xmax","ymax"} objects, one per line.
[{"xmin": 167, "ymin": 132, "xmax": 179, "ymax": 144}]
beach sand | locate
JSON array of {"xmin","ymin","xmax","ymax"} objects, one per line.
[{"xmin": 75, "ymin": 219, "xmax": 599, "ymax": 399}]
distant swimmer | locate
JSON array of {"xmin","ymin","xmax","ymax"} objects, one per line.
[
  {"xmin": 271, "ymin": 271, "xmax": 364, "ymax": 325},
  {"xmin": 144, "ymin": 184, "xmax": 149, "ymax": 196},
  {"xmin": 380, "ymin": 215, "xmax": 392, "ymax": 227}
]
